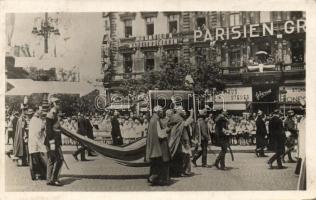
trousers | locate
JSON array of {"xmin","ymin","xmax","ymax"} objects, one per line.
[
  {"xmin": 192, "ymin": 140, "xmax": 208, "ymax": 166},
  {"xmin": 47, "ymin": 148, "xmax": 63, "ymax": 183},
  {"xmin": 215, "ymin": 140, "xmax": 228, "ymax": 168},
  {"xmin": 29, "ymin": 152, "xmax": 47, "ymax": 180}
]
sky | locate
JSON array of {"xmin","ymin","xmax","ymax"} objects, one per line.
[{"xmin": 6, "ymin": 12, "xmax": 104, "ymax": 81}]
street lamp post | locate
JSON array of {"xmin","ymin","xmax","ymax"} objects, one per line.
[{"xmin": 32, "ymin": 12, "xmax": 60, "ymax": 54}]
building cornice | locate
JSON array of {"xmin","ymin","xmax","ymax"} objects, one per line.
[{"xmin": 119, "ymin": 12, "xmax": 137, "ymax": 21}]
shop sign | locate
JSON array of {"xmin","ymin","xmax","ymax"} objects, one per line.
[
  {"xmin": 213, "ymin": 87, "xmax": 252, "ymax": 103},
  {"xmin": 252, "ymin": 85, "xmax": 278, "ymax": 102},
  {"xmin": 194, "ymin": 19, "xmax": 305, "ymax": 42},
  {"xmin": 279, "ymin": 86, "xmax": 305, "ymax": 103}
]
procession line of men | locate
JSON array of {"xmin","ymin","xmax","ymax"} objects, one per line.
[{"xmin": 145, "ymin": 105, "xmax": 305, "ymax": 186}]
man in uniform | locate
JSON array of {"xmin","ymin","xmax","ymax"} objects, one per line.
[
  {"xmin": 283, "ymin": 110, "xmax": 298, "ymax": 163},
  {"xmin": 214, "ymin": 109, "xmax": 229, "ymax": 170},
  {"xmin": 45, "ymin": 97, "xmax": 63, "ymax": 186},
  {"xmin": 255, "ymin": 110, "xmax": 268, "ymax": 157},
  {"xmin": 145, "ymin": 106, "xmax": 171, "ymax": 186},
  {"xmin": 267, "ymin": 109, "xmax": 286, "ymax": 169},
  {"xmin": 192, "ymin": 109, "xmax": 210, "ymax": 167}
]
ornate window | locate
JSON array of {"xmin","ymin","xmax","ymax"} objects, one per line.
[
  {"xmin": 145, "ymin": 17, "xmax": 155, "ymax": 36},
  {"xmin": 168, "ymin": 14, "xmax": 179, "ymax": 34}
]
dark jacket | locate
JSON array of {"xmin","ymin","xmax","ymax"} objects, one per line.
[
  {"xmin": 45, "ymin": 108, "xmax": 62, "ymax": 147},
  {"xmin": 284, "ymin": 117, "xmax": 298, "ymax": 137},
  {"xmin": 268, "ymin": 115, "xmax": 285, "ymax": 152},
  {"xmin": 85, "ymin": 118, "xmax": 94, "ymax": 139},
  {"xmin": 77, "ymin": 116, "xmax": 87, "ymax": 136},
  {"xmin": 196, "ymin": 118, "xmax": 210, "ymax": 141},
  {"xmin": 214, "ymin": 114, "xmax": 228, "ymax": 146},
  {"xmin": 256, "ymin": 116, "xmax": 267, "ymax": 147},
  {"xmin": 111, "ymin": 116, "xmax": 123, "ymax": 145}
]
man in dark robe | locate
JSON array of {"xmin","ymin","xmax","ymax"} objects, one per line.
[
  {"xmin": 13, "ymin": 107, "xmax": 29, "ymax": 166},
  {"xmin": 111, "ymin": 110, "xmax": 123, "ymax": 145},
  {"xmin": 145, "ymin": 106, "xmax": 171, "ymax": 186},
  {"xmin": 267, "ymin": 109, "xmax": 286, "ymax": 169},
  {"xmin": 85, "ymin": 114, "xmax": 97, "ymax": 156},
  {"xmin": 255, "ymin": 110, "xmax": 268, "ymax": 157}
]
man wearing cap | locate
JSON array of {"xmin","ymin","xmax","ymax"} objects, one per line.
[
  {"xmin": 282, "ymin": 110, "xmax": 298, "ymax": 163},
  {"xmin": 111, "ymin": 110, "xmax": 123, "ymax": 145},
  {"xmin": 214, "ymin": 109, "xmax": 230, "ymax": 170},
  {"xmin": 45, "ymin": 97, "xmax": 63, "ymax": 186},
  {"xmin": 255, "ymin": 110, "xmax": 268, "ymax": 157},
  {"xmin": 28, "ymin": 107, "xmax": 47, "ymax": 180},
  {"xmin": 267, "ymin": 109, "xmax": 286, "ymax": 169},
  {"xmin": 192, "ymin": 109, "xmax": 210, "ymax": 167},
  {"xmin": 146, "ymin": 106, "xmax": 171, "ymax": 185}
]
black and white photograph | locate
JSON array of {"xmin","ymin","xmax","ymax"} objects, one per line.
[{"xmin": 1, "ymin": 0, "xmax": 316, "ymax": 198}]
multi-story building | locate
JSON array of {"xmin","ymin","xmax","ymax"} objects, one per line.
[{"xmin": 101, "ymin": 11, "xmax": 305, "ymax": 113}]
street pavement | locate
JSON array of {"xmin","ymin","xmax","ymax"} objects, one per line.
[{"xmin": 5, "ymin": 145, "xmax": 299, "ymax": 191}]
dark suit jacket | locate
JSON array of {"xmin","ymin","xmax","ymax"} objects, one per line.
[{"xmin": 77, "ymin": 116, "xmax": 86, "ymax": 136}]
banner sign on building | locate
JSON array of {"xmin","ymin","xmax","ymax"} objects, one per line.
[
  {"xmin": 194, "ymin": 20, "xmax": 305, "ymax": 42},
  {"xmin": 214, "ymin": 87, "xmax": 252, "ymax": 103},
  {"xmin": 279, "ymin": 86, "xmax": 305, "ymax": 103}
]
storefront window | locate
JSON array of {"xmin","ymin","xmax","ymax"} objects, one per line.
[
  {"xmin": 124, "ymin": 19, "xmax": 133, "ymax": 38},
  {"xmin": 168, "ymin": 14, "xmax": 178, "ymax": 34},
  {"xmin": 123, "ymin": 53, "xmax": 133, "ymax": 73},
  {"xmin": 144, "ymin": 51, "xmax": 155, "ymax": 71},
  {"xmin": 145, "ymin": 17, "xmax": 155, "ymax": 36}
]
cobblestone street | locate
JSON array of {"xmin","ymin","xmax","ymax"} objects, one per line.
[{"xmin": 5, "ymin": 146, "xmax": 299, "ymax": 191}]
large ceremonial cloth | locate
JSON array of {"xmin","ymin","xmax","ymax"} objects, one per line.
[{"xmin": 13, "ymin": 117, "xmax": 27, "ymax": 157}]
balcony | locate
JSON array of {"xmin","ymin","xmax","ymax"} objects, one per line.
[
  {"xmin": 221, "ymin": 62, "xmax": 305, "ymax": 74},
  {"xmin": 112, "ymin": 72, "xmax": 144, "ymax": 81}
]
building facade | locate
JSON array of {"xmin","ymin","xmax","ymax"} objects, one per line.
[{"xmin": 101, "ymin": 11, "xmax": 306, "ymax": 113}]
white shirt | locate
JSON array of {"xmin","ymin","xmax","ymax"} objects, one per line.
[{"xmin": 28, "ymin": 116, "xmax": 46, "ymax": 154}]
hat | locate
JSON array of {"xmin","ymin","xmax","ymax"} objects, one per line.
[
  {"xmin": 287, "ymin": 110, "xmax": 295, "ymax": 116},
  {"xmin": 273, "ymin": 109, "xmax": 281, "ymax": 115},
  {"xmin": 198, "ymin": 109, "xmax": 207, "ymax": 116},
  {"xmin": 257, "ymin": 110, "xmax": 263, "ymax": 115},
  {"xmin": 153, "ymin": 105, "xmax": 163, "ymax": 113},
  {"xmin": 175, "ymin": 106, "xmax": 184, "ymax": 111},
  {"xmin": 50, "ymin": 97, "xmax": 60, "ymax": 103},
  {"xmin": 25, "ymin": 108, "xmax": 34, "ymax": 115}
]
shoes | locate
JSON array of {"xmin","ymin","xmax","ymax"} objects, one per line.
[
  {"xmin": 259, "ymin": 154, "xmax": 268, "ymax": 157},
  {"xmin": 214, "ymin": 162, "xmax": 220, "ymax": 170},
  {"xmin": 81, "ymin": 158, "xmax": 88, "ymax": 161},
  {"xmin": 277, "ymin": 165, "xmax": 287, "ymax": 169},
  {"xmin": 47, "ymin": 181, "xmax": 63, "ymax": 186},
  {"xmin": 72, "ymin": 154, "xmax": 78, "ymax": 161},
  {"xmin": 5, "ymin": 152, "xmax": 11, "ymax": 158},
  {"xmin": 191, "ymin": 160, "xmax": 197, "ymax": 167},
  {"xmin": 88, "ymin": 153, "xmax": 97, "ymax": 157},
  {"xmin": 267, "ymin": 162, "xmax": 273, "ymax": 169}
]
